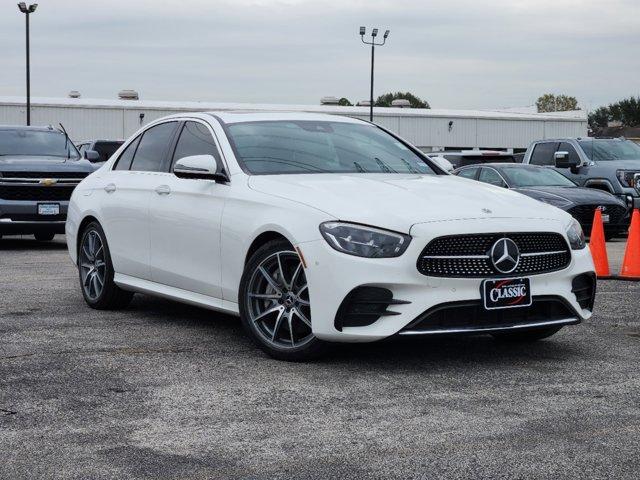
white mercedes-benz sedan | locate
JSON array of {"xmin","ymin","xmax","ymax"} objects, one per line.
[{"xmin": 66, "ymin": 112, "xmax": 596, "ymax": 360}]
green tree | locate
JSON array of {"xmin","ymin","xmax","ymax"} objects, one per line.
[
  {"xmin": 588, "ymin": 106, "xmax": 611, "ymax": 130},
  {"xmin": 375, "ymin": 91, "xmax": 430, "ymax": 109},
  {"xmin": 536, "ymin": 93, "xmax": 580, "ymax": 113},
  {"xmin": 338, "ymin": 97, "xmax": 353, "ymax": 106},
  {"xmin": 610, "ymin": 96, "xmax": 640, "ymax": 127}
]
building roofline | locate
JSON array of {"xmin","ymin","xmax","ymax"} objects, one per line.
[{"xmin": 0, "ymin": 96, "xmax": 587, "ymax": 122}]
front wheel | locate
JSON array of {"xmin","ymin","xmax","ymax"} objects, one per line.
[
  {"xmin": 78, "ymin": 221, "xmax": 134, "ymax": 310},
  {"xmin": 491, "ymin": 326, "xmax": 562, "ymax": 343},
  {"xmin": 239, "ymin": 239, "xmax": 328, "ymax": 361},
  {"xmin": 34, "ymin": 231, "xmax": 55, "ymax": 242}
]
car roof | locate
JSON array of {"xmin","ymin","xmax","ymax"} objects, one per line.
[
  {"xmin": 203, "ymin": 111, "xmax": 369, "ymax": 125},
  {"xmin": 0, "ymin": 125, "xmax": 59, "ymax": 132}
]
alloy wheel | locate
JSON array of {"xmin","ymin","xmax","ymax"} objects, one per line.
[
  {"xmin": 79, "ymin": 229, "xmax": 107, "ymax": 301},
  {"xmin": 246, "ymin": 250, "xmax": 313, "ymax": 349}
]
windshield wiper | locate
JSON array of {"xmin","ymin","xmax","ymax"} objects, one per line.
[
  {"xmin": 58, "ymin": 123, "xmax": 72, "ymax": 160},
  {"xmin": 374, "ymin": 157, "xmax": 397, "ymax": 173},
  {"xmin": 353, "ymin": 161, "xmax": 367, "ymax": 172}
]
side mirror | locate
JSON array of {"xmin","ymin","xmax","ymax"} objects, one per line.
[
  {"xmin": 84, "ymin": 150, "xmax": 101, "ymax": 162},
  {"xmin": 554, "ymin": 151, "xmax": 580, "ymax": 169},
  {"xmin": 431, "ymin": 156, "xmax": 454, "ymax": 173},
  {"xmin": 173, "ymin": 154, "xmax": 228, "ymax": 182}
]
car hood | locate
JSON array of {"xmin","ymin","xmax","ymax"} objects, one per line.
[
  {"xmin": 0, "ymin": 155, "xmax": 96, "ymax": 173},
  {"xmin": 513, "ymin": 186, "xmax": 626, "ymax": 206},
  {"xmin": 590, "ymin": 159, "xmax": 640, "ymax": 170},
  {"xmin": 248, "ymin": 173, "xmax": 566, "ymax": 233}
]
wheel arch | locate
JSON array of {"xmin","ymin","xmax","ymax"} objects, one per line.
[
  {"xmin": 76, "ymin": 215, "xmax": 101, "ymax": 257},
  {"xmin": 245, "ymin": 230, "xmax": 294, "ymax": 265},
  {"xmin": 584, "ymin": 179, "xmax": 616, "ymax": 194}
]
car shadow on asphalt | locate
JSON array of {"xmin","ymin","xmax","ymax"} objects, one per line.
[
  {"xmin": 126, "ymin": 293, "xmax": 586, "ymax": 369},
  {"xmin": 0, "ymin": 236, "xmax": 67, "ymax": 251}
]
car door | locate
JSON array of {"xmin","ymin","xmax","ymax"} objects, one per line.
[
  {"xmin": 556, "ymin": 141, "xmax": 588, "ymax": 186},
  {"xmin": 148, "ymin": 120, "xmax": 227, "ymax": 298},
  {"xmin": 100, "ymin": 121, "xmax": 179, "ymax": 280},
  {"xmin": 529, "ymin": 142, "xmax": 559, "ymax": 168}
]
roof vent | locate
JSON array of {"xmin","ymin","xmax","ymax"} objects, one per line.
[
  {"xmin": 68, "ymin": 90, "xmax": 81, "ymax": 99},
  {"xmin": 391, "ymin": 99, "xmax": 411, "ymax": 108},
  {"xmin": 356, "ymin": 100, "xmax": 371, "ymax": 107},
  {"xmin": 118, "ymin": 89, "xmax": 139, "ymax": 100},
  {"xmin": 320, "ymin": 96, "xmax": 339, "ymax": 105}
]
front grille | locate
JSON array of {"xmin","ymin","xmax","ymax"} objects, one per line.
[
  {"xmin": 568, "ymin": 204, "xmax": 628, "ymax": 227},
  {"xmin": 0, "ymin": 171, "xmax": 89, "ymax": 179},
  {"xmin": 417, "ymin": 232, "xmax": 571, "ymax": 278},
  {"xmin": 0, "ymin": 185, "xmax": 75, "ymax": 201},
  {"xmin": 402, "ymin": 296, "xmax": 578, "ymax": 333}
]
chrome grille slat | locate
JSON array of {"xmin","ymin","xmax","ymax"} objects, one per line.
[{"xmin": 417, "ymin": 232, "xmax": 571, "ymax": 278}]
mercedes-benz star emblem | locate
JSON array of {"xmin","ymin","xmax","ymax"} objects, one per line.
[{"xmin": 490, "ymin": 238, "xmax": 520, "ymax": 274}]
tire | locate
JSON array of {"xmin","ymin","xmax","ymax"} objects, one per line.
[
  {"xmin": 34, "ymin": 231, "xmax": 55, "ymax": 241},
  {"xmin": 78, "ymin": 221, "xmax": 134, "ymax": 310},
  {"xmin": 491, "ymin": 326, "xmax": 563, "ymax": 343},
  {"xmin": 239, "ymin": 239, "xmax": 328, "ymax": 361}
]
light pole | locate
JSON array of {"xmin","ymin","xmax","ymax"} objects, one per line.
[
  {"xmin": 359, "ymin": 26, "xmax": 389, "ymax": 122},
  {"xmin": 17, "ymin": 2, "xmax": 38, "ymax": 126}
]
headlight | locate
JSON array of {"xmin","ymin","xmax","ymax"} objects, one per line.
[
  {"xmin": 319, "ymin": 222, "xmax": 411, "ymax": 258},
  {"xmin": 538, "ymin": 196, "xmax": 573, "ymax": 209},
  {"xmin": 566, "ymin": 218, "xmax": 586, "ymax": 250},
  {"xmin": 616, "ymin": 170, "xmax": 640, "ymax": 189}
]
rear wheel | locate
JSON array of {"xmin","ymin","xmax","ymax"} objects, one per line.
[
  {"xmin": 491, "ymin": 326, "xmax": 562, "ymax": 343},
  {"xmin": 78, "ymin": 221, "xmax": 133, "ymax": 310},
  {"xmin": 34, "ymin": 231, "xmax": 55, "ymax": 242},
  {"xmin": 239, "ymin": 239, "xmax": 328, "ymax": 361}
]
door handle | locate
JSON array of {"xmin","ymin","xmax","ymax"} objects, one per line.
[
  {"xmin": 104, "ymin": 183, "xmax": 116, "ymax": 193},
  {"xmin": 155, "ymin": 185, "xmax": 171, "ymax": 195}
]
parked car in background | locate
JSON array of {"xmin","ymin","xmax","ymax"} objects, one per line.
[
  {"xmin": 454, "ymin": 163, "xmax": 630, "ymax": 239},
  {"xmin": 522, "ymin": 137, "xmax": 640, "ymax": 209},
  {"xmin": 430, "ymin": 150, "xmax": 518, "ymax": 169},
  {"xmin": 66, "ymin": 112, "xmax": 595, "ymax": 361},
  {"xmin": 76, "ymin": 139, "xmax": 124, "ymax": 164},
  {"xmin": 0, "ymin": 125, "xmax": 96, "ymax": 241}
]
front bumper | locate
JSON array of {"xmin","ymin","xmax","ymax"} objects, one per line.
[
  {"xmin": 299, "ymin": 218, "xmax": 595, "ymax": 343},
  {"xmin": 0, "ymin": 200, "xmax": 69, "ymax": 235}
]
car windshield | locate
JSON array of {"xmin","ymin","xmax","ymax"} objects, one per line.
[
  {"xmin": 226, "ymin": 121, "xmax": 436, "ymax": 175},
  {"xmin": 578, "ymin": 139, "xmax": 640, "ymax": 161},
  {"xmin": 0, "ymin": 129, "xmax": 80, "ymax": 159},
  {"xmin": 501, "ymin": 167, "xmax": 576, "ymax": 187}
]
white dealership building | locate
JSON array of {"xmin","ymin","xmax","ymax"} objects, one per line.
[{"xmin": 0, "ymin": 96, "xmax": 587, "ymax": 152}]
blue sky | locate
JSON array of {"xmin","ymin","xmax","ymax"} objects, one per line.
[{"xmin": 1, "ymin": 0, "xmax": 638, "ymax": 111}]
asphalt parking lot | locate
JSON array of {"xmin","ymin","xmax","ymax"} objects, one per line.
[{"xmin": 1, "ymin": 236, "xmax": 639, "ymax": 479}]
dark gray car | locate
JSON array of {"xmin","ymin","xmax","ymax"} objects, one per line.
[
  {"xmin": 522, "ymin": 137, "xmax": 640, "ymax": 209},
  {"xmin": 454, "ymin": 163, "xmax": 629, "ymax": 239},
  {"xmin": 0, "ymin": 126, "xmax": 96, "ymax": 241}
]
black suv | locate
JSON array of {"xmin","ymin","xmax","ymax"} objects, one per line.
[
  {"xmin": 523, "ymin": 137, "xmax": 640, "ymax": 210},
  {"xmin": 0, "ymin": 126, "xmax": 96, "ymax": 241}
]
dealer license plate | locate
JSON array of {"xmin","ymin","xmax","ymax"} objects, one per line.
[
  {"xmin": 482, "ymin": 277, "xmax": 532, "ymax": 310},
  {"xmin": 38, "ymin": 203, "xmax": 60, "ymax": 216}
]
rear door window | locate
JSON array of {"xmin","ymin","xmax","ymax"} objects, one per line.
[
  {"xmin": 130, "ymin": 122, "xmax": 179, "ymax": 172},
  {"xmin": 530, "ymin": 142, "xmax": 559, "ymax": 166},
  {"xmin": 456, "ymin": 167, "xmax": 479, "ymax": 179},
  {"xmin": 479, "ymin": 168, "xmax": 506, "ymax": 187},
  {"xmin": 114, "ymin": 136, "xmax": 141, "ymax": 171}
]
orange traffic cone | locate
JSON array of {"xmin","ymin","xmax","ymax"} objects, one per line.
[
  {"xmin": 588, "ymin": 209, "xmax": 611, "ymax": 278},
  {"xmin": 620, "ymin": 209, "xmax": 640, "ymax": 279}
]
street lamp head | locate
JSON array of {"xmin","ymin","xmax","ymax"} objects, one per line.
[
  {"xmin": 371, "ymin": 28, "xmax": 378, "ymax": 38},
  {"xmin": 18, "ymin": 2, "xmax": 28, "ymax": 13},
  {"xmin": 29, "ymin": 3, "xmax": 37, "ymax": 12},
  {"xmin": 359, "ymin": 26, "xmax": 366, "ymax": 36},
  {"xmin": 383, "ymin": 29, "xmax": 390, "ymax": 39}
]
